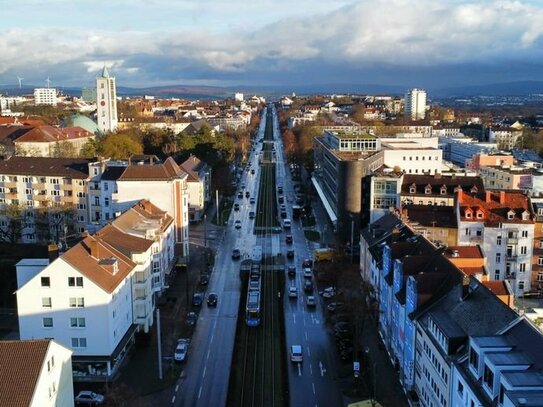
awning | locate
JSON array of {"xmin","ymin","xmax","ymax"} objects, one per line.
[{"xmin": 311, "ymin": 177, "xmax": 338, "ymax": 224}]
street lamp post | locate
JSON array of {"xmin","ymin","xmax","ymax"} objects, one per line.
[
  {"xmin": 204, "ymin": 214, "xmax": 207, "ymax": 248},
  {"xmin": 350, "ymin": 215, "xmax": 355, "ymax": 264}
]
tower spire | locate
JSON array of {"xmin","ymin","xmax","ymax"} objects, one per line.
[{"xmin": 101, "ymin": 65, "xmax": 110, "ymax": 78}]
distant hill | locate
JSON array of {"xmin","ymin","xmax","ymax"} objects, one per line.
[{"xmin": 2, "ymin": 80, "xmax": 543, "ymax": 100}]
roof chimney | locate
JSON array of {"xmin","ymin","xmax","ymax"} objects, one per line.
[
  {"xmin": 461, "ymin": 274, "xmax": 471, "ymax": 300},
  {"xmin": 88, "ymin": 239, "xmax": 99, "ymax": 258},
  {"xmin": 48, "ymin": 244, "xmax": 59, "ymax": 263},
  {"xmin": 499, "ymin": 190, "xmax": 506, "ymax": 204},
  {"xmin": 486, "ymin": 191, "xmax": 492, "ymax": 203},
  {"xmin": 457, "ymin": 188, "xmax": 463, "ymax": 202}
]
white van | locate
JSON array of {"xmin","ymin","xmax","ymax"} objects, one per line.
[
  {"xmin": 283, "ymin": 219, "xmax": 291, "ymax": 229},
  {"xmin": 290, "ymin": 345, "xmax": 303, "ymax": 362}
]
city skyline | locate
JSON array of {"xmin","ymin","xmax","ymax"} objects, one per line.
[{"xmin": 1, "ymin": 0, "xmax": 543, "ymax": 89}]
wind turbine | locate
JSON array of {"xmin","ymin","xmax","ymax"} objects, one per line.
[
  {"xmin": 16, "ymin": 76, "xmax": 24, "ymax": 89},
  {"xmin": 45, "ymin": 77, "xmax": 51, "ymax": 88}
]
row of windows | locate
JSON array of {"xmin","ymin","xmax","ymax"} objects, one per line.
[
  {"xmin": 0, "ymin": 176, "xmax": 83, "ymax": 185},
  {"xmin": 42, "ymin": 317, "xmax": 86, "ymax": 328},
  {"xmin": 43, "ymin": 297, "xmax": 85, "ymax": 308},
  {"xmin": 403, "ymin": 156, "xmax": 439, "ymax": 161},
  {"xmin": 41, "ymin": 276, "xmax": 84, "ymax": 288}
]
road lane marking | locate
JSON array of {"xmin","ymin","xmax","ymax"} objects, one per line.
[
  {"xmin": 203, "ymin": 365, "xmax": 207, "ymax": 378},
  {"xmin": 293, "ymin": 313, "xmax": 296, "ymax": 324},
  {"xmin": 319, "ymin": 361, "xmax": 327, "ymax": 376},
  {"xmin": 312, "ymin": 382, "xmax": 316, "ymax": 395},
  {"xmin": 175, "ymin": 385, "xmax": 179, "ymax": 392},
  {"xmin": 307, "ymin": 346, "xmax": 311, "ymax": 357},
  {"xmin": 171, "ymin": 396, "xmax": 176, "ymax": 404},
  {"xmin": 207, "ymin": 349, "xmax": 211, "ymax": 359},
  {"xmin": 297, "ymin": 363, "xmax": 302, "ymax": 376},
  {"xmin": 305, "ymin": 331, "xmax": 308, "ymax": 341},
  {"xmin": 198, "ymin": 386, "xmax": 203, "ymax": 399},
  {"xmin": 309, "ymin": 363, "xmax": 313, "ymax": 375}
]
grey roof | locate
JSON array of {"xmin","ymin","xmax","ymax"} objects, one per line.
[
  {"xmin": 422, "ymin": 277, "xmax": 517, "ymax": 337},
  {"xmin": 471, "ymin": 336, "xmax": 511, "ymax": 348},
  {"xmin": 512, "ymin": 148, "xmax": 543, "ymax": 164},
  {"xmin": 101, "ymin": 165, "xmax": 126, "ymax": 181},
  {"xmin": 502, "ymin": 371, "xmax": 543, "ymax": 387},
  {"xmin": 501, "ymin": 318, "xmax": 543, "ymax": 370},
  {"xmin": 486, "ymin": 351, "xmax": 531, "ymax": 366},
  {"xmin": 503, "ymin": 391, "xmax": 543, "ymax": 407},
  {"xmin": 432, "ymin": 310, "xmax": 465, "ymax": 339}
]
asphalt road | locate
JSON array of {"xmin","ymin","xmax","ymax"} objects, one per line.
[
  {"xmin": 173, "ymin": 105, "xmax": 344, "ymax": 407},
  {"xmin": 173, "ymin": 110, "xmax": 266, "ymax": 407}
]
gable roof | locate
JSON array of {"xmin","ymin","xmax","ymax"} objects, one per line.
[
  {"xmin": 13, "ymin": 125, "xmax": 93, "ymax": 143},
  {"xmin": 0, "ymin": 156, "xmax": 90, "ymax": 178},
  {"xmin": 118, "ymin": 156, "xmax": 186, "ymax": 181},
  {"xmin": 0, "ymin": 339, "xmax": 50, "ymax": 407},
  {"xmin": 401, "ymin": 174, "xmax": 484, "ymax": 196},
  {"xmin": 61, "ymin": 235, "xmax": 136, "ymax": 293}
]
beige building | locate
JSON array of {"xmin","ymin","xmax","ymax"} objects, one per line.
[
  {"xmin": 479, "ymin": 164, "xmax": 533, "ymax": 191},
  {"xmin": 14, "ymin": 125, "xmax": 95, "ymax": 158}
]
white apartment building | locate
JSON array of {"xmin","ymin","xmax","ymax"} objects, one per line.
[
  {"xmin": 180, "ymin": 156, "xmax": 211, "ymax": 223},
  {"xmin": 34, "ymin": 88, "xmax": 57, "ymax": 106},
  {"xmin": 0, "ymin": 339, "xmax": 74, "ymax": 407},
  {"xmin": 405, "ymin": 88, "xmax": 427, "ymax": 120},
  {"xmin": 16, "ymin": 235, "xmax": 136, "ymax": 381},
  {"xmin": 96, "ymin": 66, "xmax": 118, "ymax": 133},
  {"xmin": 456, "ymin": 190, "xmax": 534, "ymax": 295}
]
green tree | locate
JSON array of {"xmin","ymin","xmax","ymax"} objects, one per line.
[
  {"xmin": 80, "ymin": 138, "xmax": 99, "ymax": 158},
  {"xmin": 98, "ymin": 132, "xmax": 144, "ymax": 160}
]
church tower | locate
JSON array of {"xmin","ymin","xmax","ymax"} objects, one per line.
[{"xmin": 96, "ymin": 66, "xmax": 118, "ymax": 133}]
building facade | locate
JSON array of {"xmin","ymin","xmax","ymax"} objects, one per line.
[
  {"xmin": 404, "ymin": 88, "xmax": 427, "ymax": 120},
  {"xmin": 180, "ymin": 156, "xmax": 211, "ymax": 223},
  {"xmin": 34, "ymin": 88, "xmax": 57, "ymax": 106}
]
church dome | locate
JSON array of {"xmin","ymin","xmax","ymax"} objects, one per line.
[{"xmin": 62, "ymin": 114, "xmax": 99, "ymax": 134}]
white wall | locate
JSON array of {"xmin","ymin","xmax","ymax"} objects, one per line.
[{"xmin": 383, "ymin": 149, "xmax": 442, "ymax": 175}]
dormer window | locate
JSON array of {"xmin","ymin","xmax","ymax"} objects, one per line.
[
  {"xmin": 469, "ymin": 346, "xmax": 479, "ymax": 373},
  {"xmin": 465, "ymin": 208, "xmax": 473, "ymax": 219},
  {"xmin": 522, "ymin": 210, "xmax": 530, "ymax": 220},
  {"xmin": 409, "ymin": 184, "xmax": 416, "ymax": 194},
  {"xmin": 440, "ymin": 185, "xmax": 447, "ymax": 195},
  {"xmin": 507, "ymin": 210, "xmax": 515, "ymax": 220},
  {"xmin": 483, "ymin": 364, "xmax": 495, "ymax": 394},
  {"xmin": 470, "ymin": 186, "xmax": 478, "ymax": 193},
  {"xmin": 476, "ymin": 210, "xmax": 484, "ymax": 219},
  {"xmin": 425, "ymin": 184, "xmax": 432, "ymax": 195}
]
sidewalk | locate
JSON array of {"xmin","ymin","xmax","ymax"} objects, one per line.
[{"xmin": 111, "ymin": 243, "xmax": 214, "ymax": 406}]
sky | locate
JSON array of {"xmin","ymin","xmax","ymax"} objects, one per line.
[{"xmin": 1, "ymin": 0, "xmax": 543, "ymax": 90}]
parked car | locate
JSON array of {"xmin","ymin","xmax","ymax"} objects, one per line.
[
  {"xmin": 306, "ymin": 295, "xmax": 316, "ymax": 307},
  {"xmin": 234, "ymin": 203, "xmax": 240, "ymax": 211},
  {"xmin": 251, "ymin": 169, "xmax": 255, "ymax": 174},
  {"xmin": 186, "ymin": 311, "xmax": 198, "ymax": 326},
  {"xmin": 192, "ymin": 292, "xmax": 204, "ymax": 307},
  {"xmin": 280, "ymin": 210, "xmax": 287, "ymax": 219},
  {"xmin": 235, "ymin": 220, "xmax": 242, "ymax": 229},
  {"xmin": 250, "ymin": 197, "xmax": 256, "ymax": 204},
  {"xmin": 249, "ymin": 211, "xmax": 255, "ymax": 219},
  {"xmin": 290, "ymin": 345, "xmax": 303, "ymax": 362},
  {"xmin": 245, "ymin": 191, "xmax": 250, "ymax": 198},
  {"xmin": 207, "ymin": 293, "xmax": 218, "ymax": 307},
  {"xmin": 198, "ymin": 274, "xmax": 209, "ymax": 286},
  {"xmin": 232, "ymin": 248, "xmax": 241, "ymax": 260},
  {"xmin": 283, "ymin": 219, "xmax": 291, "ymax": 229},
  {"xmin": 75, "ymin": 391, "xmax": 105, "ymax": 405},
  {"xmin": 278, "ymin": 196, "xmax": 284, "ymax": 204},
  {"xmin": 327, "ymin": 302, "xmax": 344, "ymax": 312},
  {"xmin": 174, "ymin": 338, "xmax": 190, "ymax": 362},
  {"xmin": 287, "ymin": 249, "xmax": 295, "ymax": 259},
  {"xmin": 237, "ymin": 192, "xmax": 243, "ymax": 199}
]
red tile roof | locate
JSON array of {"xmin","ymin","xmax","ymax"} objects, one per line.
[
  {"xmin": 119, "ymin": 156, "xmax": 186, "ymax": 181},
  {"xmin": 0, "ymin": 339, "xmax": 50, "ymax": 407},
  {"xmin": 444, "ymin": 246, "xmax": 484, "ymax": 259},
  {"xmin": 483, "ymin": 280, "xmax": 510, "ymax": 296},
  {"xmin": 458, "ymin": 190, "xmax": 533, "ymax": 226}
]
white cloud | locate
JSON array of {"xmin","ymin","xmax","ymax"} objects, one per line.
[{"xmin": 0, "ymin": 0, "xmax": 542, "ymax": 85}]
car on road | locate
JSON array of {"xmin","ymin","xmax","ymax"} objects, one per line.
[
  {"xmin": 245, "ymin": 191, "xmax": 250, "ymax": 198},
  {"xmin": 283, "ymin": 219, "xmax": 291, "ymax": 229},
  {"xmin": 288, "ymin": 286, "xmax": 298, "ymax": 298},
  {"xmin": 290, "ymin": 345, "xmax": 303, "ymax": 362},
  {"xmin": 192, "ymin": 292, "xmax": 204, "ymax": 307},
  {"xmin": 249, "ymin": 211, "xmax": 255, "ymax": 219},
  {"xmin": 235, "ymin": 220, "xmax": 242, "ymax": 229},
  {"xmin": 207, "ymin": 293, "xmax": 218, "ymax": 307},
  {"xmin": 287, "ymin": 265, "xmax": 296, "ymax": 277},
  {"xmin": 327, "ymin": 302, "xmax": 344, "ymax": 312},
  {"xmin": 75, "ymin": 391, "xmax": 105, "ymax": 405},
  {"xmin": 234, "ymin": 203, "xmax": 240, "ymax": 211},
  {"xmin": 241, "ymin": 184, "xmax": 246, "ymax": 189},
  {"xmin": 306, "ymin": 295, "xmax": 316, "ymax": 308},
  {"xmin": 237, "ymin": 192, "xmax": 243, "ymax": 199},
  {"xmin": 232, "ymin": 248, "xmax": 241, "ymax": 260},
  {"xmin": 186, "ymin": 311, "xmax": 198, "ymax": 326},
  {"xmin": 277, "ymin": 186, "xmax": 284, "ymax": 194},
  {"xmin": 304, "ymin": 280, "xmax": 313, "ymax": 293},
  {"xmin": 174, "ymin": 338, "xmax": 190, "ymax": 362},
  {"xmin": 278, "ymin": 196, "xmax": 284, "ymax": 204},
  {"xmin": 280, "ymin": 210, "xmax": 287, "ymax": 219},
  {"xmin": 302, "ymin": 259, "xmax": 313, "ymax": 268},
  {"xmin": 303, "ymin": 268, "xmax": 312, "ymax": 279},
  {"xmin": 285, "ymin": 235, "xmax": 293, "ymax": 244},
  {"xmin": 287, "ymin": 249, "xmax": 295, "ymax": 259},
  {"xmin": 199, "ymin": 274, "xmax": 209, "ymax": 286},
  {"xmin": 251, "ymin": 169, "xmax": 255, "ymax": 174},
  {"xmin": 250, "ymin": 197, "xmax": 256, "ymax": 204},
  {"xmin": 280, "ymin": 204, "xmax": 286, "ymax": 211}
]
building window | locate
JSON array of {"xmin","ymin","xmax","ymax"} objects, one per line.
[
  {"xmin": 519, "ymin": 263, "xmax": 526, "ymax": 272},
  {"xmin": 497, "ymin": 236, "xmax": 502, "ymax": 245},
  {"xmin": 522, "ymin": 230, "xmax": 528, "ymax": 238},
  {"xmin": 483, "ymin": 364, "xmax": 494, "ymax": 390},
  {"xmin": 104, "ymin": 182, "xmax": 108, "ymax": 191},
  {"xmin": 537, "ymin": 273, "xmax": 543, "ymax": 282},
  {"xmin": 42, "ymin": 297, "xmax": 52, "ymax": 308},
  {"xmin": 69, "ymin": 297, "xmax": 85, "ymax": 307},
  {"xmin": 539, "ymin": 240, "xmax": 543, "ymax": 249},
  {"xmin": 70, "ymin": 317, "xmax": 86, "ymax": 328},
  {"xmin": 41, "ymin": 277, "xmax": 50, "ymax": 287},
  {"xmin": 496, "ymin": 253, "xmax": 501, "ymax": 264},
  {"xmin": 71, "ymin": 337, "xmax": 87, "ymax": 348},
  {"xmin": 469, "ymin": 347, "xmax": 479, "ymax": 370},
  {"xmin": 43, "ymin": 317, "xmax": 53, "ymax": 328},
  {"xmin": 495, "ymin": 270, "xmax": 500, "ymax": 280},
  {"xmin": 519, "ymin": 281, "xmax": 525, "ymax": 290},
  {"xmin": 68, "ymin": 277, "xmax": 83, "ymax": 287}
]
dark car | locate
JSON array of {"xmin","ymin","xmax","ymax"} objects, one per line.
[
  {"xmin": 287, "ymin": 265, "xmax": 296, "ymax": 276},
  {"xmin": 280, "ymin": 210, "xmax": 287, "ymax": 219},
  {"xmin": 286, "ymin": 235, "xmax": 293, "ymax": 244},
  {"xmin": 234, "ymin": 203, "xmax": 240, "ymax": 211},
  {"xmin": 287, "ymin": 249, "xmax": 295, "ymax": 259},
  {"xmin": 237, "ymin": 192, "xmax": 243, "ymax": 199},
  {"xmin": 251, "ymin": 169, "xmax": 255, "ymax": 174},
  {"xmin": 232, "ymin": 248, "xmax": 241, "ymax": 260},
  {"xmin": 249, "ymin": 211, "xmax": 255, "ymax": 219},
  {"xmin": 199, "ymin": 274, "xmax": 209, "ymax": 286},
  {"xmin": 207, "ymin": 293, "xmax": 218, "ymax": 307},
  {"xmin": 245, "ymin": 191, "xmax": 250, "ymax": 198},
  {"xmin": 278, "ymin": 196, "xmax": 284, "ymax": 204},
  {"xmin": 192, "ymin": 293, "xmax": 204, "ymax": 307},
  {"xmin": 186, "ymin": 311, "xmax": 198, "ymax": 326},
  {"xmin": 304, "ymin": 280, "xmax": 313, "ymax": 293},
  {"xmin": 302, "ymin": 259, "xmax": 313, "ymax": 268}
]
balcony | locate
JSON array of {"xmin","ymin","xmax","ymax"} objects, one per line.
[
  {"xmin": 60, "ymin": 196, "xmax": 73, "ymax": 203},
  {"xmin": 5, "ymin": 192, "xmax": 18, "ymax": 199},
  {"xmin": 32, "ymin": 182, "xmax": 46, "ymax": 189},
  {"xmin": 60, "ymin": 183, "xmax": 73, "ymax": 191},
  {"xmin": 506, "ymin": 253, "xmax": 518, "ymax": 261},
  {"xmin": 135, "ymin": 313, "xmax": 149, "ymax": 323},
  {"xmin": 4, "ymin": 182, "xmax": 17, "ymax": 188},
  {"xmin": 134, "ymin": 295, "xmax": 148, "ymax": 304},
  {"xmin": 470, "ymin": 236, "xmax": 483, "ymax": 243},
  {"xmin": 34, "ymin": 194, "xmax": 49, "ymax": 202},
  {"xmin": 507, "ymin": 237, "xmax": 518, "ymax": 244}
]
